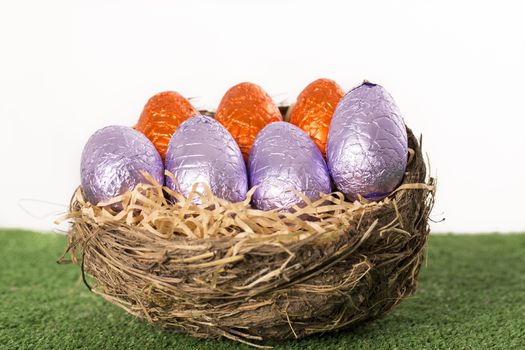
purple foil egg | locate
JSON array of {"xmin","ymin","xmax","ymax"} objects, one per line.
[
  {"xmin": 80, "ymin": 125, "xmax": 164, "ymax": 206},
  {"xmin": 248, "ymin": 122, "xmax": 331, "ymax": 211},
  {"xmin": 165, "ymin": 115, "xmax": 248, "ymax": 203},
  {"xmin": 326, "ymin": 81, "xmax": 408, "ymax": 202}
]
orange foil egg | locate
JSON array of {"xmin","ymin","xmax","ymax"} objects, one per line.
[
  {"xmin": 135, "ymin": 91, "xmax": 198, "ymax": 159},
  {"xmin": 215, "ymin": 82, "xmax": 282, "ymax": 160},
  {"xmin": 289, "ymin": 79, "xmax": 345, "ymax": 156}
]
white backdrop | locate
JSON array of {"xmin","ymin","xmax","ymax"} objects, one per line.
[{"xmin": 1, "ymin": 0, "xmax": 524, "ymax": 233}]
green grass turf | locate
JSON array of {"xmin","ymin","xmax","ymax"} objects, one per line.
[{"xmin": 0, "ymin": 230, "xmax": 524, "ymax": 350}]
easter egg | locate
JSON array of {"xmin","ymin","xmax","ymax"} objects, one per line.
[
  {"xmin": 327, "ymin": 82, "xmax": 408, "ymax": 202},
  {"xmin": 165, "ymin": 115, "xmax": 248, "ymax": 203},
  {"xmin": 248, "ymin": 122, "xmax": 331, "ymax": 211},
  {"xmin": 80, "ymin": 125, "xmax": 164, "ymax": 206},
  {"xmin": 289, "ymin": 78, "xmax": 344, "ymax": 156},
  {"xmin": 215, "ymin": 82, "xmax": 282, "ymax": 160},
  {"xmin": 135, "ymin": 91, "xmax": 198, "ymax": 159}
]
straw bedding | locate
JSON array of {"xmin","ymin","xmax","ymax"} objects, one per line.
[{"xmin": 62, "ymin": 127, "xmax": 435, "ymax": 348}]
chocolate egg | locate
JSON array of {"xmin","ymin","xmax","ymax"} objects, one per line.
[
  {"xmin": 135, "ymin": 91, "xmax": 199, "ymax": 160},
  {"xmin": 327, "ymin": 82, "xmax": 408, "ymax": 201},
  {"xmin": 215, "ymin": 82, "xmax": 282, "ymax": 160},
  {"xmin": 290, "ymin": 78, "xmax": 344, "ymax": 156},
  {"xmin": 165, "ymin": 115, "xmax": 248, "ymax": 203},
  {"xmin": 249, "ymin": 122, "xmax": 331, "ymax": 211},
  {"xmin": 80, "ymin": 125, "xmax": 164, "ymax": 206}
]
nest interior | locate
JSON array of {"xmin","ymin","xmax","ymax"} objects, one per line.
[{"xmin": 62, "ymin": 127, "xmax": 435, "ymax": 348}]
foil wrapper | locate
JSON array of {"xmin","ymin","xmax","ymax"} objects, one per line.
[
  {"xmin": 327, "ymin": 82, "xmax": 408, "ymax": 201},
  {"xmin": 165, "ymin": 115, "xmax": 248, "ymax": 203},
  {"xmin": 290, "ymin": 78, "xmax": 344, "ymax": 156},
  {"xmin": 215, "ymin": 82, "xmax": 282, "ymax": 160},
  {"xmin": 80, "ymin": 125, "xmax": 164, "ymax": 206},
  {"xmin": 135, "ymin": 91, "xmax": 198, "ymax": 159},
  {"xmin": 248, "ymin": 122, "xmax": 331, "ymax": 211}
]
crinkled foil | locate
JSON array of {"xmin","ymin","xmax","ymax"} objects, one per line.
[
  {"xmin": 135, "ymin": 91, "xmax": 199, "ymax": 160},
  {"xmin": 327, "ymin": 82, "xmax": 408, "ymax": 201},
  {"xmin": 248, "ymin": 122, "xmax": 331, "ymax": 211},
  {"xmin": 165, "ymin": 115, "xmax": 248, "ymax": 203},
  {"xmin": 80, "ymin": 125, "xmax": 164, "ymax": 205},
  {"xmin": 215, "ymin": 82, "xmax": 282, "ymax": 160},
  {"xmin": 289, "ymin": 78, "xmax": 344, "ymax": 156}
]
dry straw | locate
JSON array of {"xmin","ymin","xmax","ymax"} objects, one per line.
[{"xmin": 61, "ymin": 127, "xmax": 435, "ymax": 348}]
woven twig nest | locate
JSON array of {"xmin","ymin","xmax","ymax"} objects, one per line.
[{"xmin": 63, "ymin": 126, "xmax": 435, "ymax": 348}]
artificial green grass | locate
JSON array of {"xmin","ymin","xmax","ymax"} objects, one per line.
[{"xmin": 0, "ymin": 230, "xmax": 523, "ymax": 350}]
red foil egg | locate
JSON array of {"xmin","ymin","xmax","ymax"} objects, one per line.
[
  {"xmin": 289, "ymin": 79, "xmax": 344, "ymax": 156},
  {"xmin": 136, "ymin": 91, "xmax": 198, "ymax": 159},
  {"xmin": 215, "ymin": 82, "xmax": 282, "ymax": 160}
]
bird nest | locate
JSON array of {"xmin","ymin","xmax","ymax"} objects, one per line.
[{"xmin": 61, "ymin": 127, "xmax": 435, "ymax": 348}]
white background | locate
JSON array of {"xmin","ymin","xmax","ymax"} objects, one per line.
[{"xmin": 1, "ymin": 0, "xmax": 524, "ymax": 233}]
